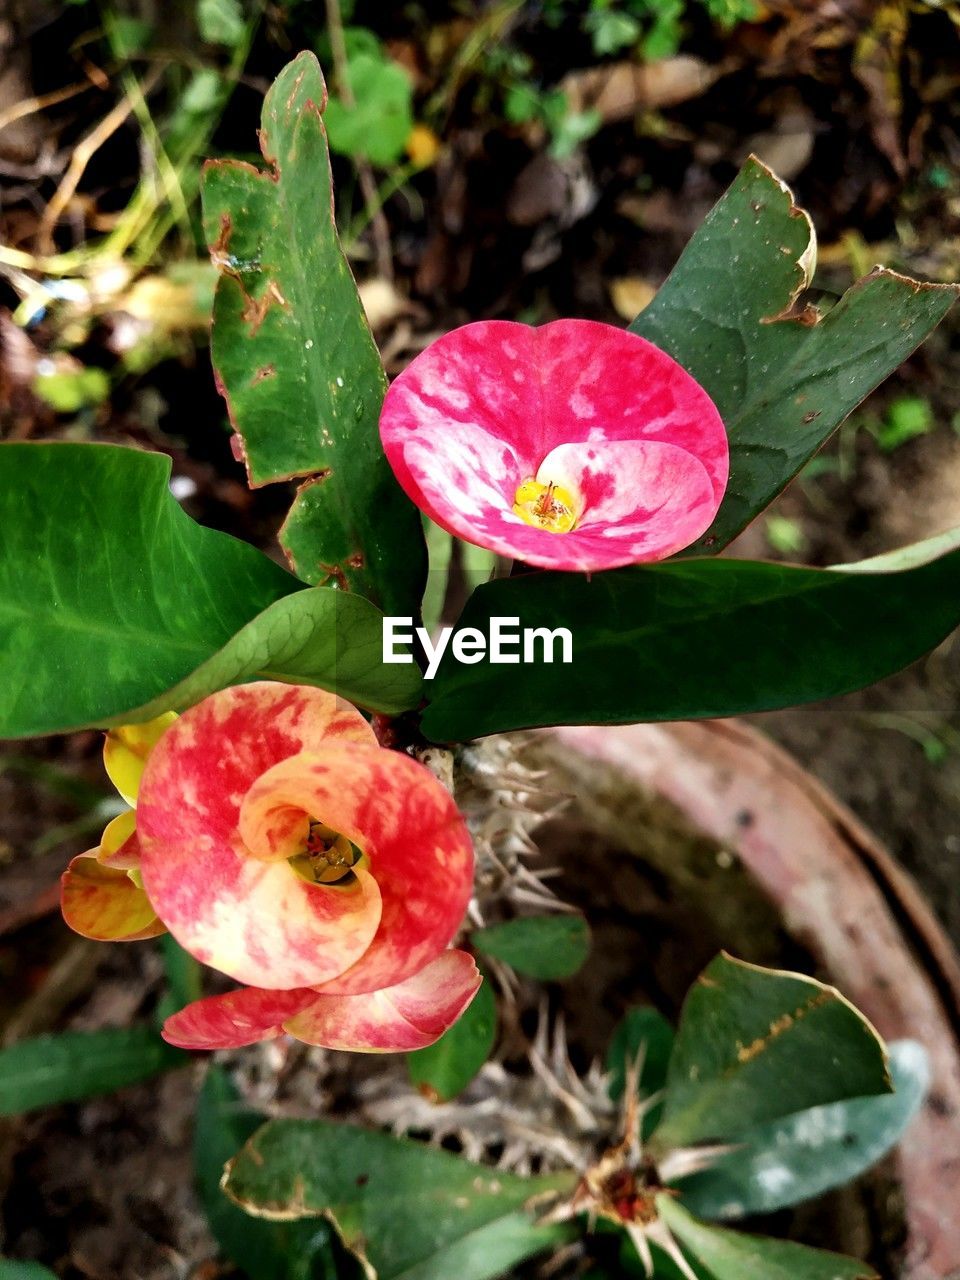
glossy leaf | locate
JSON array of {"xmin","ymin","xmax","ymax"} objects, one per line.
[
  {"xmin": 195, "ymin": 1068, "xmax": 351, "ymax": 1280},
  {"xmin": 0, "ymin": 1027, "xmax": 185, "ymax": 1115},
  {"xmin": 420, "ymin": 551, "xmax": 960, "ymax": 741},
  {"xmin": 606, "ymin": 1007, "xmax": 674, "ymax": 1138},
  {"xmin": 407, "ymin": 975, "xmax": 498, "ymax": 1102},
  {"xmin": 471, "ymin": 914, "xmax": 591, "ymax": 980},
  {"xmin": 223, "ymin": 1117, "xmax": 577, "ymax": 1280},
  {"xmin": 202, "ymin": 51, "xmax": 425, "ymax": 614},
  {"xmin": 675, "ymin": 1039, "xmax": 928, "ymax": 1220},
  {"xmin": 121, "ymin": 587, "xmax": 422, "ymax": 721},
  {"xmin": 0, "ymin": 443, "xmax": 299, "ymax": 738},
  {"xmin": 652, "ymin": 955, "xmax": 890, "ymax": 1152},
  {"xmin": 632, "ymin": 157, "xmax": 958, "ymax": 551},
  {"xmin": 657, "ymin": 1198, "xmax": 875, "ymax": 1280}
]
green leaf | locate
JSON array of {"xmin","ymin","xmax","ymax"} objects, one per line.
[
  {"xmin": 0, "ymin": 1262, "xmax": 59, "ymax": 1280},
  {"xmin": 202, "ymin": 52, "xmax": 426, "ymax": 615},
  {"xmin": 0, "ymin": 443, "xmax": 300, "ymax": 738},
  {"xmin": 195, "ymin": 1069, "xmax": 348, "ymax": 1280},
  {"xmin": 223, "ymin": 1118, "xmax": 577, "ymax": 1280},
  {"xmin": 471, "ymin": 914, "xmax": 591, "ymax": 980},
  {"xmin": 675, "ymin": 1039, "xmax": 928, "ymax": 1220},
  {"xmin": 197, "ymin": 0, "xmax": 246, "ymax": 46},
  {"xmin": 631, "ymin": 158, "xmax": 958, "ymax": 552},
  {"xmin": 656, "ymin": 1197, "xmax": 876, "ymax": 1280},
  {"xmin": 324, "ymin": 52, "xmax": 414, "ymax": 167},
  {"xmin": 0, "ymin": 1027, "xmax": 185, "ymax": 1115},
  {"xmin": 420, "ymin": 551, "xmax": 960, "ymax": 740},
  {"xmin": 116, "ymin": 587, "xmax": 422, "ymax": 722},
  {"xmin": 652, "ymin": 954, "xmax": 890, "ymax": 1152},
  {"xmin": 159, "ymin": 934, "xmax": 204, "ymax": 1022},
  {"xmin": 407, "ymin": 976, "xmax": 498, "ymax": 1102},
  {"xmin": 606, "ymin": 1007, "xmax": 674, "ymax": 1137},
  {"xmin": 33, "ymin": 365, "xmax": 109, "ymax": 412}
]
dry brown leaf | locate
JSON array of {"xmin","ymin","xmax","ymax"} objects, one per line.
[
  {"xmin": 609, "ymin": 277, "xmax": 658, "ymax": 321},
  {"xmin": 561, "ymin": 57, "xmax": 723, "ymax": 124}
]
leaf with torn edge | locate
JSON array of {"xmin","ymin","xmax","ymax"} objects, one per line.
[
  {"xmin": 632, "ymin": 157, "xmax": 958, "ymax": 552},
  {"xmin": 201, "ymin": 51, "xmax": 426, "ymax": 616},
  {"xmin": 195, "ymin": 1068, "xmax": 349, "ymax": 1280},
  {"xmin": 222, "ymin": 1117, "xmax": 576, "ymax": 1280},
  {"xmin": 651, "ymin": 953, "xmax": 890, "ymax": 1152},
  {"xmin": 657, "ymin": 1197, "xmax": 876, "ymax": 1280}
]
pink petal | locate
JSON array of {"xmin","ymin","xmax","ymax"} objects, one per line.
[
  {"xmin": 283, "ymin": 951, "xmax": 482, "ymax": 1052},
  {"xmin": 380, "ymin": 319, "xmax": 728, "ymax": 571},
  {"xmin": 137, "ymin": 684, "xmax": 384, "ymax": 989},
  {"xmin": 241, "ymin": 745, "xmax": 474, "ymax": 995},
  {"xmin": 162, "ymin": 985, "xmax": 319, "ymax": 1050}
]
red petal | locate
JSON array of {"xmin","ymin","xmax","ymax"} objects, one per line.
[
  {"xmin": 137, "ymin": 684, "xmax": 384, "ymax": 989},
  {"xmin": 284, "ymin": 951, "xmax": 482, "ymax": 1052},
  {"xmin": 162, "ymin": 985, "xmax": 319, "ymax": 1050},
  {"xmin": 242, "ymin": 745, "xmax": 474, "ymax": 995}
]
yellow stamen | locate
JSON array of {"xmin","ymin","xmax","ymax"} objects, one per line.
[
  {"xmin": 289, "ymin": 822, "xmax": 358, "ymax": 884},
  {"xmin": 513, "ymin": 478, "xmax": 578, "ymax": 533}
]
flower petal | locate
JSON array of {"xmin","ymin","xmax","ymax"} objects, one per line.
[
  {"xmin": 283, "ymin": 951, "xmax": 482, "ymax": 1052},
  {"xmin": 61, "ymin": 852, "xmax": 165, "ymax": 942},
  {"xmin": 95, "ymin": 809, "xmax": 141, "ymax": 870},
  {"xmin": 380, "ymin": 319, "xmax": 728, "ymax": 571},
  {"xmin": 242, "ymin": 746, "xmax": 474, "ymax": 995},
  {"xmin": 103, "ymin": 711, "xmax": 178, "ymax": 806},
  {"xmin": 162, "ymin": 985, "xmax": 319, "ymax": 1050},
  {"xmin": 137, "ymin": 684, "xmax": 384, "ymax": 989}
]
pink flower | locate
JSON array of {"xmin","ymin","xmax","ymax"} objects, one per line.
[
  {"xmin": 379, "ymin": 319, "xmax": 728, "ymax": 572},
  {"xmin": 113, "ymin": 683, "xmax": 478, "ymax": 1052}
]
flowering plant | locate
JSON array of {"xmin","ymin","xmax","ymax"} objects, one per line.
[{"xmin": 2, "ymin": 51, "xmax": 959, "ymax": 1280}]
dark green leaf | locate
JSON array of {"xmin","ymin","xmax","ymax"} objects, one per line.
[
  {"xmin": 420, "ymin": 551, "xmax": 960, "ymax": 740},
  {"xmin": 632, "ymin": 158, "xmax": 957, "ymax": 552},
  {"xmin": 223, "ymin": 1117, "xmax": 577, "ymax": 1280},
  {"xmin": 202, "ymin": 52, "xmax": 426, "ymax": 615},
  {"xmin": 159, "ymin": 935, "xmax": 204, "ymax": 1021},
  {"xmin": 0, "ymin": 1262, "xmax": 59, "ymax": 1279},
  {"xmin": 675, "ymin": 1039, "xmax": 927, "ymax": 1220},
  {"xmin": 0, "ymin": 1027, "xmax": 185, "ymax": 1115},
  {"xmin": 119, "ymin": 587, "xmax": 422, "ymax": 722},
  {"xmin": 195, "ymin": 1069, "xmax": 349, "ymax": 1280},
  {"xmin": 657, "ymin": 1197, "xmax": 876, "ymax": 1280},
  {"xmin": 471, "ymin": 915, "xmax": 591, "ymax": 980},
  {"xmin": 0, "ymin": 442, "xmax": 300, "ymax": 738},
  {"xmin": 606, "ymin": 1007, "xmax": 674, "ymax": 1138},
  {"xmin": 652, "ymin": 954, "xmax": 890, "ymax": 1152},
  {"xmin": 407, "ymin": 976, "xmax": 497, "ymax": 1102}
]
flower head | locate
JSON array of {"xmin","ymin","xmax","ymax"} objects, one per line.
[
  {"xmin": 379, "ymin": 319, "xmax": 728, "ymax": 572},
  {"xmin": 129, "ymin": 683, "xmax": 478, "ymax": 1052},
  {"xmin": 60, "ymin": 712, "xmax": 177, "ymax": 943}
]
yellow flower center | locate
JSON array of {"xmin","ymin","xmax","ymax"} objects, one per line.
[
  {"xmin": 513, "ymin": 478, "xmax": 579, "ymax": 533},
  {"xmin": 289, "ymin": 821, "xmax": 359, "ymax": 885}
]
